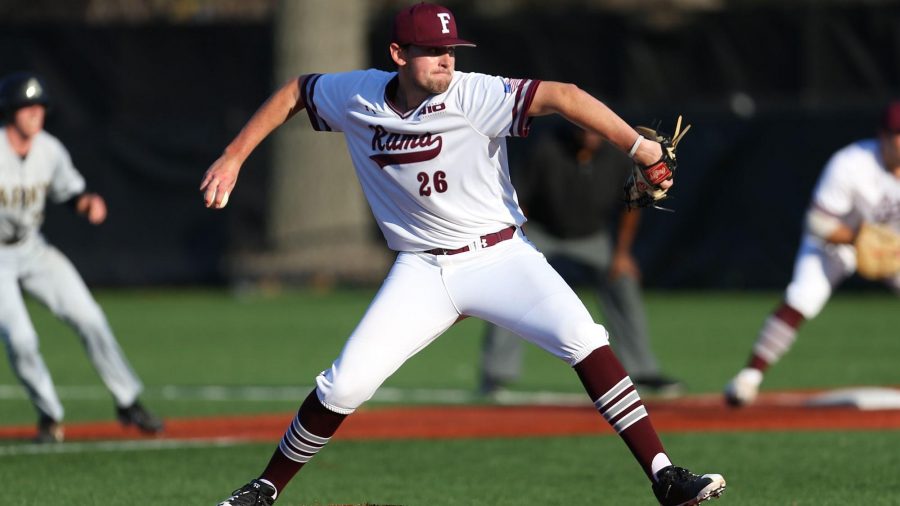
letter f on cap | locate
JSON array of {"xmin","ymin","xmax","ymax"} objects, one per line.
[{"xmin": 437, "ymin": 12, "xmax": 451, "ymax": 33}]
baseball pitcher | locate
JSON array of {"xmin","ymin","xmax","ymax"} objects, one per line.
[
  {"xmin": 204, "ymin": 4, "xmax": 724, "ymax": 506},
  {"xmin": 0, "ymin": 72, "xmax": 163, "ymax": 442}
]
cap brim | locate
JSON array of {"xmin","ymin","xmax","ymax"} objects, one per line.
[{"xmin": 414, "ymin": 38, "xmax": 477, "ymax": 48}]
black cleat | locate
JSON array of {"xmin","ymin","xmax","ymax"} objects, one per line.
[
  {"xmin": 116, "ymin": 400, "xmax": 164, "ymax": 434},
  {"xmin": 634, "ymin": 375, "xmax": 685, "ymax": 398},
  {"xmin": 35, "ymin": 414, "xmax": 64, "ymax": 444},
  {"xmin": 217, "ymin": 479, "xmax": 277, "ymax": 506},
  {"xmin": 653, "ymin": 465, "xmax": 726, "ymax": 506}
]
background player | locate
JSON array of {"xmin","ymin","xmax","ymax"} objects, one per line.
[
  {"xmin": 203, "ymin": 3, "xmax": 725, "ymax": 505},
  {"xmin": 0, "ymin": 71, "xmax": 163, "ymax": 442},
  {"xmin": 724, "ymin": 101, "xmax": 900, "ymax": 406},
  {"xmin": 479, "ymin": 123, "xmax": 682, "ymax": 398}
]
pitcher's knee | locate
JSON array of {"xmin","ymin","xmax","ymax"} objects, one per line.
[
  {"xmin": 563, "ymin": 322, "xmax": 610, "ymax": 366},
  {"xmin": 314, "ymin": 371, "xmax": 377, "ymax": 415}
]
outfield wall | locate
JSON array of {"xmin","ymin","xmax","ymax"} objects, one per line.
[{"xmin": 2, "ymin": 3, "xmax": 898, "ymax": 289}]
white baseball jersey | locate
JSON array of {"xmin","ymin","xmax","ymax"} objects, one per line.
[
  {"xmin": 811, "ymin": 139, "xmax": 900, "ymax": 233},
  {"xmin": 0, "ymin": 130, "xmax": 85, "ymax": 245},
  {"xmin": 786, "ymin": 138, "xmax": 900, "ymax": 317},
  {"xmin": 302, "ymin": 70, "xmax": 539, "ymax": 251}
]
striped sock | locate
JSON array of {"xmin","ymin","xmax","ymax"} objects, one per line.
[
  {"xmin": 260, "ymin": 389, "xmax": 346, "ymax": 494},
  {"xmin": 749, "ymin": 303, "xmax": 804, "ymax": 372},
  {"xmin": 594, "ymin": 377, "xmax": 649, "ymax": 433},
  {"xmin": 574, "ymin": 345, "xmax": 666, "ymax": 480},
  {"xmin": 278, "ymin": 415, "xmax": 331, "ymax": 464}
]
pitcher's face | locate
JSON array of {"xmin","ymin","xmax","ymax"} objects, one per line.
[{"xmin": 404, "ymin": 45, "xmax": 456, "ymax": 95}]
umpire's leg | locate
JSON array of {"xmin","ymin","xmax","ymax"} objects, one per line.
[
  {"xmin": 596, "ymin": 274, "xmax": 661, "ymax": 378},
  {"xmin": 479, "ymin": 324, "xmax": 523, "ymax": 392}
]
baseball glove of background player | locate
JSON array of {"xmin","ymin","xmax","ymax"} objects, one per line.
[
  {"xmin": 854, "ymin": 222, "xmax": 900, "ymax": 280},
  {"xmin": 624, "ymin": 115, "xmax": 691, "ymax": 211}
]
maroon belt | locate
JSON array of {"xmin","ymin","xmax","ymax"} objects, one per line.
[{"xmin": 425, "ymin": 226, "xmax": 517, "ymax": 256}]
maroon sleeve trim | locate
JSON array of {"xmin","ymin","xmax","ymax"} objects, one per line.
[
  {"xmin": 508, "ymin": 79, "xmax": 541, "ymax": 137},
  {"xmin": 302, "ymin": 74, "xmax": 332, "ymax": 132},
  {"xmin": 517, "ymin": 79, "xmax": 541, "ymax": 137}
]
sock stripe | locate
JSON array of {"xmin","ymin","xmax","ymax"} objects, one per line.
[
  {"xmin": 278, "ymin": 440, "xmax": 314, "ymax": 463},
  {"xmin": 754, "ymin": 343, "xmax": 781, "ymax": 363},
  {"xmin": 612, "ymin": 405, "xmax": 648, "ymax": 433},
  {"xmin": 758, "ymin": 333, "xmax": 793, "ymax": 353},
  {"xmin": 600, "ymin": 390, "xmax": 641, "ymax": 422},
  {"xmin": 293, "ymin": 418, "xmax": 331, "ymax": 445},
  {"xmin": 285, "ymin": 428, "xmax": 325, "ymax": 454},
  {"xmin": 593, "ymin": 377, "xmax": 633, "ymax": 410},
  {"xmin": 589, "ymin": 374, "xmax": 649, "ymax": 434},
  {"xmin": 753, "ymin": 316, "xmax": 797, "ymax": 364},
  {"xmin": 278, "ymin": 415, "xmax": 331, "ymax": 464}
]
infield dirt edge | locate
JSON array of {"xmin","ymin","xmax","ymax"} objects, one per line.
[{"xmin": 2, "ymin": 390, "xmax": 898, "ymax": 443}]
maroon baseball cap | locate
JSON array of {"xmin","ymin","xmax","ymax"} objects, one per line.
[
  {"xmin": 880, "ymin": 101, "xmax": 900, "ymax": 133},
  {"xmin": 392, "ymin": 2, "xmax": 476, "ymax": 48}
]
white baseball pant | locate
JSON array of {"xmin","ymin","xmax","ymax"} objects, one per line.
[
  {"xmin": 785, "ymin": 236, "xmax": 900, "ymax": 319},
  {"xmin": 0, "ymin": 236, "xmax": 143, "ymax": 421},
  {"xmin": 315, "ymin": 229, "xmax": 610, "ymax": 414}
]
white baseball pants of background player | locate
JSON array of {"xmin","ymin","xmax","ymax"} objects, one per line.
[
  {"xmin": 314, "ymin": 229, "xmax": 610, "ymax": 414},
  {"xmin": 0, "ymin": 236, "xmax": 143, "ymax": 421},
  {"xmin": 785, "ymin": 236, "xmax": 900, "ymax": 320}
]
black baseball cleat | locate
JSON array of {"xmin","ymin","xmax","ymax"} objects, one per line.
[
  {"xmin": 35, "ymin": 414, "xmax": 64, "ymax": 444},
  {"xmin": 634, "ymin": 375, "xmax": 685, "ymax": 398},
  {"xmin": 477, "ymin": 376, "xmax": 511, "ymax": 401},
  {"xmin": 653, "ymin": 465, "xmax": 726, "ymax": 506},
  {"xmin": 116, "ymin": 400, "xmax": 164, "ymax": 434},
  {"xmin": 217, "ymin": 479, "xmax": 277, "ymax": 506}
]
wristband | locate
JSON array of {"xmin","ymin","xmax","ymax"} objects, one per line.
[{"xmin": 628, "ymin": 135, "xmax": 644, "ymax": 159}]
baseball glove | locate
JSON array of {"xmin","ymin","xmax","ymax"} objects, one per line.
[
  {"xmin": 854, "ymin": 222, "xmax": 900, "ymax": 280},
  {"xmin": 624, "ymin": 115, "xmax": 691, "ymax": 211}
]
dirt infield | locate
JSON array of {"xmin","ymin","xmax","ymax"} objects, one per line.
[{"xmin": 1, "ymin": 390, "xmax": 898, "ymax": 443}]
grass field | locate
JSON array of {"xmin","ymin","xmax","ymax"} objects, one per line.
[{"xmin": 0, "ymin": 287, "xmax": 898, "ymax": 505}]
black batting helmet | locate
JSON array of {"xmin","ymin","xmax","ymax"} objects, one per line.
[{"xmin": 0, "ymin": 72, "xmax": 51, "ymax": 118}]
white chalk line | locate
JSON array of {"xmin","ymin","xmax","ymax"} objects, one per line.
[
  {"xmin": 0, "ymin": 384, "xmax": 589, "ymax": 406},
  {"xmin": 0, "ymin": 438, "xmax": 247, "ymax": 457},
  {"xmin": 0, "ymin": 385, "xmax": 589, "ymax": 458}
]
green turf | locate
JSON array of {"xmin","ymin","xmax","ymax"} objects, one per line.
[
  {"xmin": 0, "ymin": 287, "xmax": 898, "ymax": 504},
  {"xmin": 3, "ymin": 288, "xmax": 898, "ymax": 421},
  {"xmin": 2, "ymin": 432, "xmax": 898, "ymax": 505}
]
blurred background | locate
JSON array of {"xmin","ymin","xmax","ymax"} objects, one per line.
[
  {"xmin": 2, "ymin": 5, "xmax": 898, "ymax": 504},
  {"xmin": 3, "ymin": 0, "xmax": 900, "ymax": 290}
]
